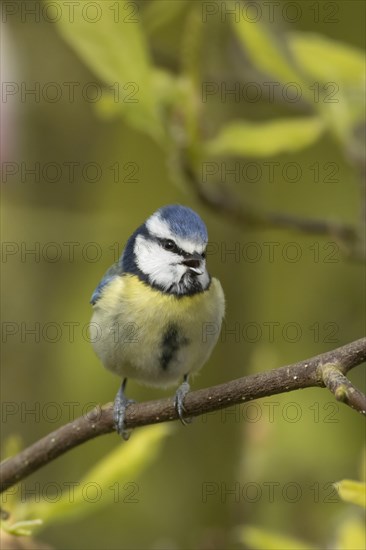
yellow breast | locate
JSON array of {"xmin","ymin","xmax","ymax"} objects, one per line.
[{"xmin": 91, "ymin": 274, "xmax": 225, "ymax": 387}]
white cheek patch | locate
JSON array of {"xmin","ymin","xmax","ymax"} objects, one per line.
[
  {"xmin": 134, "ymin": 235, "xmax": 184, "ymax": 290},
  {"xmin": 146, "ymin": 213, "xmax": 207, "ymax": 255},
  {"xmin": 134, "ymin": 227, "xmax": 210, "ymax": 294}
]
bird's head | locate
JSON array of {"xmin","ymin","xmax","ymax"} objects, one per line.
[{"xmin": 122, "ymin": 205, "xmax": 211, "ymax": 295}]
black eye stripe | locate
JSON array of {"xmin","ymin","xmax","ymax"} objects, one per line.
[{"xmin": 158, "ymin": 238, "xmax": 206, "ymax": 258}]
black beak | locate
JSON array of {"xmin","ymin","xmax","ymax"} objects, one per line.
[{"xmin": 182, "ymin": 253, "xmax": 204, "ymax": 274}]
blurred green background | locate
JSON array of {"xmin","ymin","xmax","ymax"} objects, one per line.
[{"xmin": 1, "ymin": 1, "xmax": 365, "ymax": 549}]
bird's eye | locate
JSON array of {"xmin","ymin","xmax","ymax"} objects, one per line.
[
  {"xmin": 162, "ymin": 239, "xmax": 177, "ymax": 252},
  {"xmin": 201, "ymin": 251, "xmax": 206, "ymax": 259}
]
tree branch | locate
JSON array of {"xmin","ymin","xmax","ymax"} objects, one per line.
[
  {"xmin": 321, "ymin": 363, "xmax": 366, "ymax": 414},
  {"xmin": 182, "ymin": 163, "xmax": 362, "ymax": 257},
  {"xmin": 1, "ymin": 338, "xmax": 365, "ymax": 494}
]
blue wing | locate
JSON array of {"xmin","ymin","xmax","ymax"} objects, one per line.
[{"xmin": 90, "ymin": 261, "xmax": 124, "ymax": 305}]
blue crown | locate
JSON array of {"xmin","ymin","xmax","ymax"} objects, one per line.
[{"xmin": 157, "ymin": 205, "xmax": 208, "ymax": 243}]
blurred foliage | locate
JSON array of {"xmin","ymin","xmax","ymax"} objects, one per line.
[
  {"xmin": 237, "ymin": 467, "xmax": 366, "ymax": 550},
  {"xmin": 45, "ymin": 0, "xmax": 365, "ymax": 172},
  {"xmin": 236, "ymin": 525, "xmax": 317, "ymax": 550},
  {"xmin": 335, "ymin": 479, "xmax": 366, "ymax": 508},
  {"xmin": 1, "ymin": 425, "xmax": 171, "ymax": 537},
  {"xmin": 205, "ymin": 117, "xmax": 325, "ymax": 156},
  {"xmin": 1, "ymin": 0, "xmax": 365, "ymax": 549}
]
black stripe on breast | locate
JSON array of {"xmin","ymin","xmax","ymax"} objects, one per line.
[{"xmin": 160, "ymin": 324, "xmax": 189, "ymax": 371}]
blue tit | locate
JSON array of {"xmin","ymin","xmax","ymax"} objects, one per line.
[{"xmin": 90, "ymin": 204, "xmax": 225, "ymax": 438}]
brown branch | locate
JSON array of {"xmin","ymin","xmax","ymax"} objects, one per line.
[
  {"xmin": 321, "ymin": 363, "xmax": 366, "ymax": 414},
  {"xmin": 182, "ymin": 163, "xmax": 361, "ymax": 256},
  {"xmin": 1, "ymin": 338, "xmax": 365, "ymax": 494}
]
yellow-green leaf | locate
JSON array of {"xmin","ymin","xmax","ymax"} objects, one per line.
[
  {"xmin": 152, "ymin": 69, "xmax": 182, "ymax": 108},
  {"xmin": 3, "ymin": 519, "xmax": 43, "ymax": 537},
  {"xmin": 287, "ymin": 32, "xmax": 365, "ymax": 139},
  {"xmin": 231, "ymin": 2, "xmax": 305, "ymax": 86},
  {"xmin": 236, "ymin": 525, "xmax": 317, "ymax": 550},
  {"xmin": 49, "ymin": 0, "xmax": 162, "ymax": 138},
  {"xmin": 95, "ymin": 69, "xmax": 183, "ymax": 121},
  {"xmin": 31, "ymin": 424, "xmax": 172, "ymax": 525},
  {"xmin": 334, "ymin": 480, "xmax": 366, "ymax": 508},
  {"xmin": 288, "ymin": 32, "xmax": 365, "ymax": 85},
  {"xmin": 206, "ymin": 117, "xmax": 325, "ymax": 158}
]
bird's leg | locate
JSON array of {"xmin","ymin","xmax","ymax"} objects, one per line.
[
  {"xmin": 174, "ymin": 374, "xmax": 192, "ymax": 425},
  {"xmin": 114, "ymin": 378, "xmax": 136, "ymax": 440}
]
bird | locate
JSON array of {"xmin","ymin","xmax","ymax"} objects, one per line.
[{"xmin": 90, "ymin": 204, "xmax": 225, "ymax": 439}]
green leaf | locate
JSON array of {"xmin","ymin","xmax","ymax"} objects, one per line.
[
  {"xmin": 334, "ymin": 480, "xmax": 366, "ymax": 508},
  {"xmin": 288, "ymin": 32, "xmax": 365, "ymax": 138},
  {"xmin": 33, "ymin": 424, "xmax": 171, "ymax": 525},
  {"xmin": 231, "ymin": 3, "xmax": 304, "ymax": 86},
  {"xmin": 50, "ymin": 0, "xmax": 162, "ymax": 139},
  {"xmin": 236, "ymin": 526, "xmax": 317, "ymax": 550},
  {"xmin": 3, "ymin": 519, "xmax": 43, "ymax": 537},
  {"xmin": 206, "ymin": 117, "xmax": 325, "ymax": 158},
  {"xmin": 232, "ymin": 12, "xmax": 365, "ymax": 140},
  {"xmin": 152, "ymin": 69, "xmax": 183, "ymax": 108},
  {"xmin": 94, "ymin": 69, "xmax": 184, "ymax": 120},
  {"xmin": 288, "ymin": 32, "xmax": 365, "ymax": 85}
]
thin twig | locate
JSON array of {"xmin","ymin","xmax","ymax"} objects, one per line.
[
  {"xmin": 321, "ymin": 363, "xmax": 366, "ymax": 414},
  {"xmin": 182, "ymin": 162, "xmax": 360, "ymax": 253},
  {"xmin": 1, "ymin": 338, "xmax": 365, "ymax": 494}
]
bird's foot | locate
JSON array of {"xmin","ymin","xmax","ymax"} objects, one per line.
[
  {"xmin": 174, "ymin": 378, "xmax": 193, "ymax": 425},
  {"xmin": 114, "ymin": 380, "xmax": 136, "ymax": 440}
]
